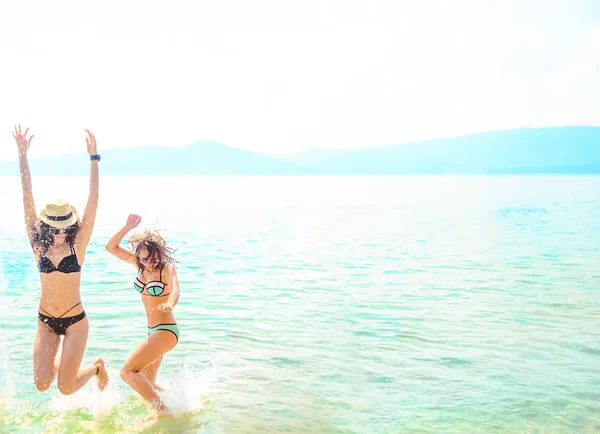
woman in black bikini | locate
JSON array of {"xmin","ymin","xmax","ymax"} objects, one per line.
[{"xmin": 13, "ymin": 125, "xmax": 109, "ymax": 395}]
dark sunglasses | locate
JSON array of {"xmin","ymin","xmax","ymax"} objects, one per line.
[
  {"xmin": 49, "ymin": 225, "xmax": 77, "ymax": 235},
  {"xmin": 140, "ymin": 256, "xmax": 159, "ymax": 264}
]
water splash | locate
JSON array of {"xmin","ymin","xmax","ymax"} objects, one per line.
[
  {"xmin": 0, "ymin": 328, "xmax": 15, "ymax": 423},
  {"xmin": 159, "ymin": 359, "xmax": 215, "ymax": 414},
  {"xmin": 48, "ymin": 365, "xmax": 122, "ymax": 417}
]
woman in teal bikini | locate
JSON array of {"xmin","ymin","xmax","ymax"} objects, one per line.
[{"xmin": 105, "ymin": 214, "xmax": 180, "ymax": 415}]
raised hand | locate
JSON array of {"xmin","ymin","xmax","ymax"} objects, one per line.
[
  {"xmin": 126, "ymin": 214, "xmax": 142, "ymax": 229},
  {"xmin": 12, "ymin": 124, "xmax": 34, "ymax": 157},
  {"xmin": 85, "ymin": 130, "xmax": 97, "ymax": 155},
  {"xmin": 155, "ymin": 302, "xmax": 173, "ymax": 312}
]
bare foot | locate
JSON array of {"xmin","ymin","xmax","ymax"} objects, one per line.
[
  {"xmin": 94, "ymin": 358, "xmax": 109, "ymax": 391},
  {"xmin": 143, "ymin": 402, "xmax": 173, "ymax": 422},
  {"xmin": 154, "ymin": 400, "xmax": 173, "ymax": 416},
  {"xmin": 142, "ymin": 408, "xmax": 174, "ymax": 423}
]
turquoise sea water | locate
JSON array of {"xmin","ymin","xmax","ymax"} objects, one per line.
[{"xmin": 0, "ymin": 175, "xmax": 599, "ymax": 433}]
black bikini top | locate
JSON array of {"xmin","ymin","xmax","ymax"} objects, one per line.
[{"xmin": 37, "ymin": 243, "xmax": 82, "ymax": 274}]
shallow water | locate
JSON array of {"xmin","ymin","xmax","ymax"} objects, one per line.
[{"xmin": 1, "ymin": 175, "xmax": 599, "ymax": 433}]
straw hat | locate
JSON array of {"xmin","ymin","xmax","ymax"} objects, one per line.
[{"xmin": 39, "ymin": 199, "xmax": 79, "ymax": 228}]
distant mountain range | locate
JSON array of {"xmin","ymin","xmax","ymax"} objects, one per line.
[
  {"xmin": 0, "ymin": 140, "xmax": 313, "ymax": 176},
  {"xmin": 1, "ymin": 127, "xmax": 599, "ymax": 175}
]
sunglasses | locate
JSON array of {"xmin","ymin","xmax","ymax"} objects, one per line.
[{"xmin": 48, "ymin": 225, "xmax": 77, "ymax": 235}]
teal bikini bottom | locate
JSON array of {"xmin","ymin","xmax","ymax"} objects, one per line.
[{"xmin": 148, "ymin": 323, "xmax": 179, "ymax": 342}]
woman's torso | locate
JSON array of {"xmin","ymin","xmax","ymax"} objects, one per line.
[
  {"xmin": 135, "ymin": 265, "xmax": 176, "ymax": 326},
  {"xmin": 36, "ymin": 241, "xmax": 86, "ymax": 316}
]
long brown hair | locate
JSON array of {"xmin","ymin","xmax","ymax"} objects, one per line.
[
  {"xmin": 128, "ymin": 230, "xmax": 177, "ymax": 272},
  {"xmin": 32, "ymin": 221, "xmax": 80, "ymax": 255}
]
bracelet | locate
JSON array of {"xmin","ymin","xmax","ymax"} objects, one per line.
[{"xmin": 90, "ymin": 154, "xmax": 101, "ymax": 161}]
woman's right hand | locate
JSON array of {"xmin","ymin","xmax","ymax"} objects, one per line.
[
  {"xmin": 12, "ymin": 124, "xmax": 34, "ymax": 157},
  {"xmin": 125, "ymin": 214, "xmax": 142, "ymax": 229}
]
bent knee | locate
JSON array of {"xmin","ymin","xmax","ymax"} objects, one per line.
[
  {"xmin": 120, "ymin": 366, "xmax": 140, "ymax": 380},
  {"xmin": 34, "ymin": 378, "xmax": 52, "ymax": 392},
  {"xmin": 57, "ymin": 380, "xmax": 76, "ymax": 395}
]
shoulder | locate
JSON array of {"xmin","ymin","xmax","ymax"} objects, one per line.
[
  {"xmin": 163, "ymin": 263, "xmax": 177, "ymax": 273},
  {"xmin": 162, "ymin": 263, "xmax": 178, "ymax": 278},
  {"xmin": 73, "ymin": 231, "xmax": 88, "ymax": 246},
  {"xmin": 71, "ymin": 241, "xmax": 85, "ymax": 254}
]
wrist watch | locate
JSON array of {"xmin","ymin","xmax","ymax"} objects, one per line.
[{"xmin": 90, "ymin": 154, "xmax": 101, "ymax": 161}]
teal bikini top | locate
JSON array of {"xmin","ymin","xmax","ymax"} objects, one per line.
[{"xmin": 134, "ymin": 267, "xmax": 170, "ymax": 297}]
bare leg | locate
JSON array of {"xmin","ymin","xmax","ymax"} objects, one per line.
[
  {"xmin": 33, "ymin": 320, "xmax": 61, "ymax": 391},
  {"xmin": 141, "ymin": 356, "xmax": 164, "ymax": 390},
  {"xmin": 56, "ymin": 317, "xmax": 109, "ymax": 395},
  {"xmin": 121, "ymin": 332, "xmax": 177, "ymax": 413}
]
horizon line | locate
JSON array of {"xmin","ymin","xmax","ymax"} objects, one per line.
[{"xmin": 0, "ymin": 124, "xmax": 598, "ymax": 161}]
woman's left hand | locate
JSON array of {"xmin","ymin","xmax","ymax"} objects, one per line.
[
  {"xmin": 85, "ymin": 129, "xmax": 97, "ymax": 155},
  {"xmin": 156, "ymin": 302, "xmax": 173, "ymax": 312}
]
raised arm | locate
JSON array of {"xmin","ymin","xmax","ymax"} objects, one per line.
[
  {"xmin": 13, "ymin": 125, "xmax": 37, "ymax": 246},
  {"xmin": 157, "ymin": 264, "xmax": 180, "ymax": 312},
  {"xmin": 105, "ymin": 214, "xmax": 142, "ymax": 264},
  {"xmin": 78, "ymin": 130, "xmax": 100, "ymax": 246}
]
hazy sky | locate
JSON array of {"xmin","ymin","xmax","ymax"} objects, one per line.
[{"xmin": 1, "ymin": 0, "xmax": 599, "ymax": 157}]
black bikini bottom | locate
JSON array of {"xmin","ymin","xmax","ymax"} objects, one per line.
[{"xmin": 38, "ymin": 311, "xmax": 86, "ymax": 335}]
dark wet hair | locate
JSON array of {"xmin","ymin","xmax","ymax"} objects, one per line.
[
  {"xmin": 32, "ymin": 221, "xmax": 80, "ymax": 255},
  {"xmin": 128, "ymin": 230, "xmax": 177, "ymax": 272}
]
